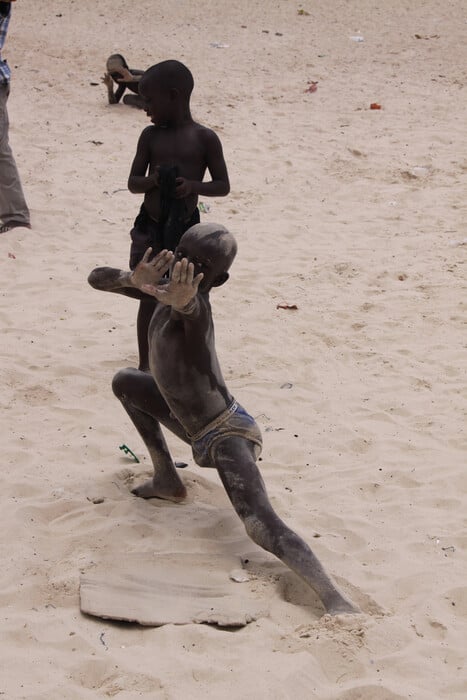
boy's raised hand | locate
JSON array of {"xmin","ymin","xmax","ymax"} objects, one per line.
[
  {"xmin": 130, "ymin": 248, "xmax": 173, "ymax": 290},
  {"xmin": 114, "ymin": 66, "xmax": 138, "ymax": 83},
  {"xmin": 142, "ymin": 258, "xmax": 204, "ymax": 310},
  {"xmin": 102, "ymin": 73, "xmax": 113, "ymax": 88}
]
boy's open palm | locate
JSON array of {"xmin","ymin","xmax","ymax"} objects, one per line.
[
  {"xmin": 142, "ymin": 258, "xmax": 204, "ymax": 310},
  {"xmin": 130, "ymin": 248, "xmax": 173, "ymax": 290},
  {"xmin": 102, "ymin": 73, "xmax": 113, "ymax": 88}
]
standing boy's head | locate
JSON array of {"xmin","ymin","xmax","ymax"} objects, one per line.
[{"xmin": 139, "ymin": 60, "xmax": 194, "ymax": 126}]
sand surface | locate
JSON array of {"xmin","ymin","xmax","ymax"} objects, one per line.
[{"xmin": 1, "ymin": 1, "xmax": 466, "ymax": 698}]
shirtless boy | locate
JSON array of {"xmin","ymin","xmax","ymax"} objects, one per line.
[
  {"xmin": 127, "ymin": 60, "xmax": 230, "ymax": 370},
  {"xmin": 88, "ymin": 223, "xmax": 357, "ymax": 616},
  {"xmin": 102, "ymin": 54, "xmax": 145, "ymax": 109}
]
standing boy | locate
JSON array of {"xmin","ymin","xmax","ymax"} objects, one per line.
[
  {"xmin": 127, "ymin": 60, "xmax": 230, "ymax": 370},
  {"xmin": 0, "ymin": 0, "xmax": 30, "ymax": 234},
  {"xmin": 88, "ymin": 224, "xmax": 358, "ymax": 616}
]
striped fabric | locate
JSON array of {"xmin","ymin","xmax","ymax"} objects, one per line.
[{"xmin": 0, "ymin": 2, "xmax": 12, "ymax": 84}]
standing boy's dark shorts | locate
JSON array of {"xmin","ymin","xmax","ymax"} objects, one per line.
[{"xmin": 129, "ymin": 205, "xmax": 200, "ymax": 270}]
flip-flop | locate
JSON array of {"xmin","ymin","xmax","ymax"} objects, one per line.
[{"xmin": 0, "ymin": 221, "xmax": 31, "ymax": 233}]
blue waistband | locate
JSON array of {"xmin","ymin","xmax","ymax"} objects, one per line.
[{"xmin": 189, "ymin": 400, "xmax": 238, "ymax": 442}]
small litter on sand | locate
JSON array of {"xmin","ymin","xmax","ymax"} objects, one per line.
[{"xmin": 277, "ymin": 303, "xmax": 298, "ymax": 310}]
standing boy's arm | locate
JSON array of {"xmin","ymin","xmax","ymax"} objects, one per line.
[
  {"xmin": 127, "ymin": 127, "xmax": 159, "ymax": 193},
  {"xmin": 175, "ymin": 129, "xmax": 230, "ymax": 199}
]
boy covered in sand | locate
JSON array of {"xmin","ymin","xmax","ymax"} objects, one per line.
[
  {"xmin": 88, "ymin": 223, "xmax": 357, "ymax": 616},
  {"xmin": 126, "ymin": 60, "xmax": 230, "ymax": 370}
]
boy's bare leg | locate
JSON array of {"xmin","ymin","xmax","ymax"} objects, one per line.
[
  {"xmin": 112, "ymin": 368, "xmax": 189, "ymax": 502},
  {"xmin": 215, "ymin": 437, "xmax": 358, "ymax": 615},
  {"xmin": 136, "ymin": 299, "xmax": 157, "ymax": 371},
  {"xmin": 123, "ymin": 94, "xmax": 145, "ymax": 109}
]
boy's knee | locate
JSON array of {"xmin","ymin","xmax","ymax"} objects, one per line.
[
  {"xmin": 112, "ymin": 368, "xmax": 138, "ymax": 399},
  {"xmin": 87, "ymin": 268, "xmax": 104, "ymax": 290}
]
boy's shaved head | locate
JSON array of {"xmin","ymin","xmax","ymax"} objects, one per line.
[
  {"xmin": 182, "ymin": 223, "xmax": 237, "ymax": 272},
  {"xmin": 140, "ymin": 60, "xmax": 194, "ymax": 98},
  {"xmin": 106, "ymin": 53, "xmax": 129, "ymax": 70}
]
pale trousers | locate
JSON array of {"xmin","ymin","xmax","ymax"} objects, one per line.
[{"xmin": 0, "ymin": 83, "xmax": 30, "ymax": 226}]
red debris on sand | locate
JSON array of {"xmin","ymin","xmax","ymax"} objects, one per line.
[
  {"xmin": 305, "ymin": 81, "xmax": 318, "ymax": 93},
  {"xmin": 277, "ymin": 303, "xmax": 298, "ymax": 310},
  {"xmin": 370, "ymin": 102, "xmax": 382, "ymax": 110}
]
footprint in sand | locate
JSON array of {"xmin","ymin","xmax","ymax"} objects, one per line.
[{"xmin": 336, "ymin": 686, "xmax": 407, "ymax": 700}]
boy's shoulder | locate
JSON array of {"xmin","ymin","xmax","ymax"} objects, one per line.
[
  {"xmin": 192, "ymin": 121, "xmax": 219, "ymax": 136},
  {"xmin": 138, "ymin": 121, "xmax": 222, "ymax": 149},
  {"xmin": 137, "ymin": 124, "xmax": 160, "ymax": 143},
  {"xmin": 190, "ymin": 121, "xmax": 224, "ymax": 147},
  {"xmin": 140, "ymin": 124, "xmax": 157, "ymax": 136}
]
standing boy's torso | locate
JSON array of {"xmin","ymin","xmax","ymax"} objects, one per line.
[{"xmin": 144, "ymin": 122, "xmax": 210, "ymax": 221}]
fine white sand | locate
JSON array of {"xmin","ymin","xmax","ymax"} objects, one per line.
[{"xmin": 1, "ymin": 1, "xmax": 466, "ymax": 698}]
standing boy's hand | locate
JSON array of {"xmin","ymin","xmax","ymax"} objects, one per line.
[
  {"xmin": 175, "ymin": 177, "xmax": 194, "ymax": 198},
  {"xmin": 142, "ymin": 258, "xmax": 203, "ymax": 311},
  {"xmin": 130, "ymin": 248, "xmax": 173, "ymax": 290}
]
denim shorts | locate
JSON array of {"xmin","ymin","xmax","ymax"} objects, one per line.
[{"xmin": 191, "ymin": 401, "xmax": 262, "ymax": 469}]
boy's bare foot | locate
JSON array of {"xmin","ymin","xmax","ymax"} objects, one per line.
[
  {"xmin": 131, "ymin": 477, "xmax": 187, "ymax": 503},
  {"xmin": 325, "ymin": 592, "xmax": 360, "ymax": 616}
]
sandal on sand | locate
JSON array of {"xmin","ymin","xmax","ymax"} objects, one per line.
[{"xmin": 0, "ymin": 221, "xmax": 31, "ymax": 233}]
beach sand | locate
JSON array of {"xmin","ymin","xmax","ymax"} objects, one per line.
[{"xmin": 1, "ymin": 0, "xmax": 466, "ymax": 697}]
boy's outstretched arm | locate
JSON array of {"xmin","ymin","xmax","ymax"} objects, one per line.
[
  {"xmin": 175, "ymin": 130, "xmax": 230, "ymax": 199},
  {"xmin": 114, "ymin": 66, "xmax": 144, "ymax": 83},
  {"xmin": 88, "ymin": 249, "xmax": 173, "ymax": 300}
]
